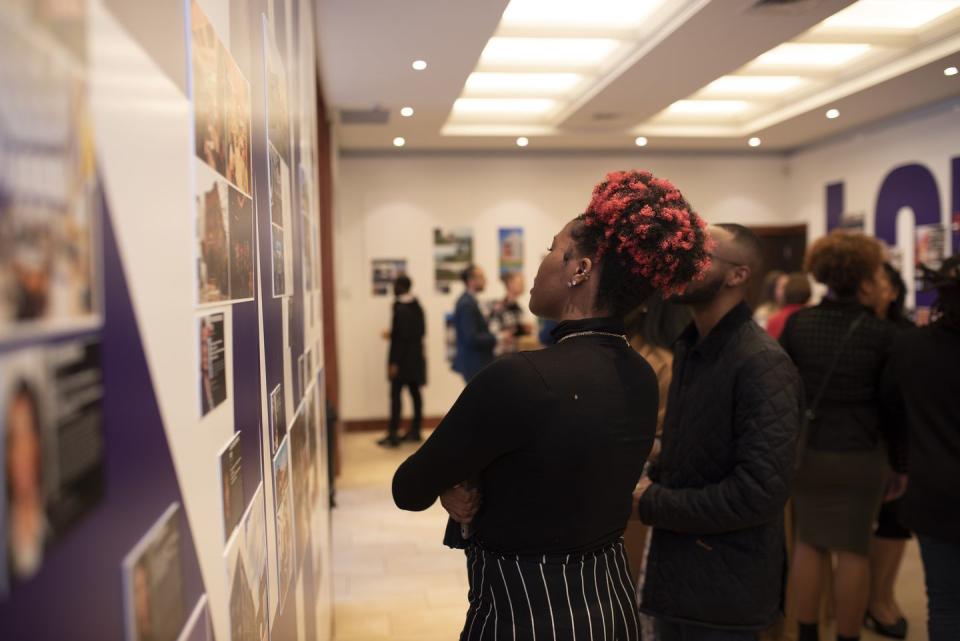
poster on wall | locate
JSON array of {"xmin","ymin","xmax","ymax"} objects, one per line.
[
  {"xmin": 268, "ymin": 147, "xmax": 293, "ymax": 298},
  {"xmin": 122, "ymin": 503, "xmax": 187, "ymax": 641},
  {"xmin": 839, "ymin": 212, "xmax": 865, "ymax": 232},
  {"xmin": 272, "ymin": 437, "xmax": 294, "ymax": 613},
  {"xmin": 434, "ymin": 228, "xmax": 473, "ymax": 294},
  {"xmin": 219, "ymin": 432, "xmax": 244, "ymax": 543},
  {"xmin": 0, "ymin": 13, "xmax": 100, "ymax": 345},
  {"xmin": 243, "ymin": 487, "xmax": 269, "ymax": 641},
  {"xmin": 371, "ymin": 259, "xmax": 406, "ymax": 296},
  {"xmin": 269, "ymin": 383, "xmax": 286, "ymax": 455},
  {"xmin": 289, "ymin": 406, "xmax": 310, "ymax": 565},
  {"xmin": 498, "ymin": 227, "xmax": 524, "ymax": 276},
  {"xmin": 915, "ymin": 223, "xmax": 946, "ymax": 272},
  {"xmin": 199, "ymin": 312, "xmax": 227, "ymax": 416},
  {"xmin": 0, "ymin": 337, "xmax": 105, "ymax": 595}
]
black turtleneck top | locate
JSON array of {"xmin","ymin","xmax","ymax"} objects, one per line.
[{"xmin": 392, "ymin": 317, "xmax": 658, "ymax": 555}]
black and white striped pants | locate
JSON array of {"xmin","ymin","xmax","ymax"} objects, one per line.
[{"xmin": 459, "ymin": 539, "xmax": 641, "ymax": 641}]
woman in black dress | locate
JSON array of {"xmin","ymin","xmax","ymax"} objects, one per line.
[{"xmin": 392, "ymin": 170, "xmax": 711, "ymax": 641}]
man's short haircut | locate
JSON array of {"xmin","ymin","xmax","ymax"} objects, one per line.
[
  {"xmin": 394, "ymin": 275, "xmax": 411, "ymax": 296},
  {"xmin": 461, "ymin": 264, "xmax": 477, "ymax": 284},
  {"xmin": 715, "ymin": 223, "xmax": 763, "ymax": 275}
]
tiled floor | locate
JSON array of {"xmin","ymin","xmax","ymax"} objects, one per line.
[{"xmin": 331, "ymin": 431, "xmax": 930, "ymax": 641}]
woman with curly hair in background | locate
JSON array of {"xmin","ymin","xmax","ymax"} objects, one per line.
[
  {"xmin": 392, "ymin": 170, "xmax": 711, "ymax": 641},
  {"xmin": 780, "ymin": 231, "xmax": 908, "ymax": 641}
]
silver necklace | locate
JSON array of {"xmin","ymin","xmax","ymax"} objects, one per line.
[{"xmin": 557, "ymin": 330, "xmax": 629, "ymax": 346}]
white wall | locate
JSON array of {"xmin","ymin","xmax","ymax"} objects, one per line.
[{"xmin": 334, "ymin": 152, "xmax": 797, "ymax": 420}]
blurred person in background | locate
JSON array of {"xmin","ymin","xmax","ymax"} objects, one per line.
[
  {"xmin": 766, "ymin": 272, "xmax": 812, "ymax": 340},
  {"xmin": 488, "ymin": 271, "xmax": 532, "ymax": 354},
  {"xmin": 882, "ymin": 255, "xmax": 960, "ymax": 641},
  {"xmin": 754, "ymin": 270, "xmax": 787, "ymax": 329},
  {"xmin": 452, "ymin": 265, "xmax": 510, "ymax": 383},
  {"xmin": 6, "ymin": 379, "xmax": 47, "ymax": 580},
  {"xmin": 780, "ymin": 231, "xmax": 907, "ymax": 641},
  {"xmin": 866, "ymin": 262, "xmax": 913, "ymax": 639},
  {"xmin": 622, "ymin": 295, "xmax": 691, "ymax": 641},
  {"xmin": 378, "ymin": 275, "xmax": 426, "ymax": 448}
]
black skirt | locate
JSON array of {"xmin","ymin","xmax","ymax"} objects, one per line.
[{"xmin": 460, "ymin": 539, "xmax": 641, "ymax": 641}]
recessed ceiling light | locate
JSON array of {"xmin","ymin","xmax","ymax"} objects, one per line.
[
  {"xmin": 668, "ymin": 100, "xmax": 750, "ymax": 115},
  {"xmin": 821, "ymin": 0, "xmax": 960, "ymax": 31},
  {"xmin": 412, "ymin": 60, "xmax": 427, "ymax": 71},
  {"xmin": 464, "ymin": 72, "xmax": 583, "ymax": 95},
  {"xmin": 634, "ymin": 136, "xmax": 648, "ymax": 147},
  {"xmin": 701, "ymin": 75, "xmax": 806, "ymax": 96},
  {"xmin": 500, "ymin": 0, "xmax": 668, "ymax": 29},
  {"xmin": 479, "ymin": 37, "xmax": 621, "ymax": 67},
  {"xmin": 826, "ymin": 108, "xmax": 840, "ymax": 119},
  {"xmin": 453, "ymin": 98, "xmax": 556, "ymax": 115},
  {"xmin": 393, "ymin": 137, "xmax": 406, "ymax": 147},
  {"xmin": 946, "ymin": 66, "xmax": 959, "ymax": 76},
  {"xmin": 753, "ymin": 43, "xmax": 872, "ymax": 68},
  {"xmin": 748, "ymin": 137, "xmax": 762, "ymax": 147},
  {"xmin": 400, "ymin": 107, "xmax": 414, "ymax": 117},
  {"xmin": 516, "ymin": 137, "xmax": 529, "ymax": 147}
]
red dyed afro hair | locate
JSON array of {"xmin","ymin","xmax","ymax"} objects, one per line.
[{"xmin": 574, "ymin": 170, "xmax": 711, "ymax": 314}]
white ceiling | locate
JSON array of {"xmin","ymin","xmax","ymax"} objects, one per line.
[{"xmin": 315, "ymin": 0, "xmax": 960, "ymax": 152}]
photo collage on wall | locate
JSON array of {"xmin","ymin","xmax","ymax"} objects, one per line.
[
  {"xmin": 498, "ymin": 227, "xmax": 524, "ymax": 276},
  {"xmin": 0, "ymin": 7, "xmax": 104, "ymax": 601},
  {"xmin": 192, "ymin": 0, "xmax": 255, "ymax": 307},
  {"xmin": 264, "ymin": 16, "xmax": 294, "ymax": 299}
]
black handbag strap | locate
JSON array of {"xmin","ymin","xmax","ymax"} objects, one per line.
[{"xmin": 807, "ymin": 312, "xmax": 867, "ymax": 420}]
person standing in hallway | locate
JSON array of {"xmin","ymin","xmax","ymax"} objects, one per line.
[
  {"xmin": 452, "ymin": 265, "xmax": 499, "ymax": 382},
  {"xmin": 488, "ymin": 271, "xmax": 532, "ymax": 354},
  {"xmin": 867, "ymin": 262, "xmax": 913, "ymax": 640},
  {"xmin": 779, "ymin": 231, "xmax": 907, "ymax": 641},
  {"xmin": 393, "ymin": 170, "xmax": 712, "ymax": 641},
  {"xmin": 765, "ymin": 272, "xmax": 811, "ymax": 340},
  {"xmin": 378, "ymin": 275, "xmax": 426, "ymax": 448},
  {"xmin": 633, "ymin": 223, "xmax": 803, "ymax": 641},
  {"xmin": 882, "ymin": 255, "xmax": 960, "ymax": 641}
]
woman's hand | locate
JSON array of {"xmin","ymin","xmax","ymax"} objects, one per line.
[{"xmin": 440, "ymin": 484, "xmax": 481, "ymax": 524}]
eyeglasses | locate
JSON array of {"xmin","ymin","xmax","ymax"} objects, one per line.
[{"xmin": 707, "ymin": 252, "xmax": 746, "ymax": 267}]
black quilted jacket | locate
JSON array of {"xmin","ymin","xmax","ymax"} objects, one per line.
[{"xmin": 638, "ymin": 302, "xmax": 802, "ymax": 630}]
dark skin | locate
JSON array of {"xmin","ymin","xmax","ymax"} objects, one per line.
[{"xmin": 440, "ymin": 219, "xmax": 611, "ymax": 525}]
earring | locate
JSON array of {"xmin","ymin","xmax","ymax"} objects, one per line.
[{"xmin": 568, "ymin": 279, "xmax": 577, "ymax": 287}]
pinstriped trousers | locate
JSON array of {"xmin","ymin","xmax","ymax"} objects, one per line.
[{"xmin": 459, "ymin": 539, "xmax": 641, "ymax": 641}]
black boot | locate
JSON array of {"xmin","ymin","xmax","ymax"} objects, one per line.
[{"xmin": 376, "ymin": 434, "xmax": 400, "ymax": 448}]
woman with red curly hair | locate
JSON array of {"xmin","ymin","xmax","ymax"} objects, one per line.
[
  {"xmin": 780, "ymin": 231, "xmax": 907, "ymax": 641},
  {"xmin": 392, "ymin": 170, "xmax": 710, "ymax": 641}
]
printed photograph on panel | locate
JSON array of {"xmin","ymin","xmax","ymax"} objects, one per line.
[
  {"xmin": 268, "ymin": 145, "xmax": 283, "ymax": 226},
  {"xmin": 190, "ymin": 0, "xmax": 225, "ymax": 176},
  {"xmin": 219, "ymin": 432, "xmax": 244, "ymax": 543},
  {"xmin": 269, "ymin": 383, "xmax": 285, "ymax": 456},
  {"xmin": 0, "ymin": 17, "xmax": 99, "ymax": 343},
  {"xmin": 199, "ymin": 312, "xmax": 227, "ymax": 416},
  {"xmin": 243, "ymin": 487, "xmax": 268, "ymax": 641},
  {"xmin": 225, "ymin": 530, "xmax": 257, "ymax": 641},
  {"xmin": 0, "ymin": 338, "xmax": 105, "ymax": 594},
  {"xmin": 498, "ymin": 227, "xmax": 524, "ymax": 276},
  {"xmin": 263, "ymin": 16, "xmax": 290, "ymax": 160},
  {"xmin": 371, "ymin": 259, "xmax": 406, "ymax": 296},
  {"xmin": 289, "ymin": 407, "xmax": 310, "ymax": 564},
  {"xmin": 122, "ymin": 504, "xmax": 187, "ymax": 641},
  {"xmin": 271, "ymin": 225, "xmax": 285, "ymax": 298},
  {"xmin": 434, "ymin": 228, "xmax": 473, "ymax": 294},
  {"xmin": 228, "ymin": 186, "xmax": 254, "ymax": 301},
  {"xmin": 223, "ymin": 51, "xmax": 252, "ymax": 196},
  {"xmin": 196, "ymin": 168, "xmax": 230, "ymax": 303},
  {"xmin": 272, "ymin": 437, "xmax": 294, "ymax": 614}
]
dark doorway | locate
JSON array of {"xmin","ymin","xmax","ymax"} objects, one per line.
[{"xmin": 746, "ymin": 225, "xmax": 807, "ymax": 310}]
